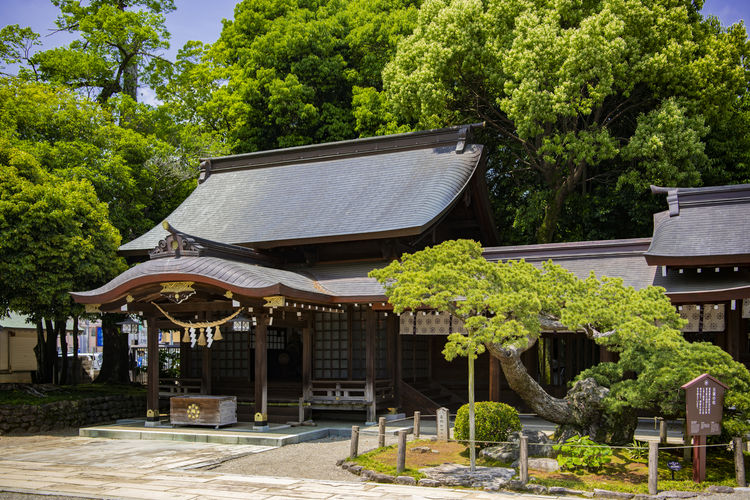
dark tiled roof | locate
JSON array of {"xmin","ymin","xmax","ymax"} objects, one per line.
[
  {"xmin": 646, "ymin": 184, "xmax": 750, "ymax": 265},
  {"xmin": 120, "ymin": 126, "xmax": 484, "ymax": 254},
  {"xmin": 71, "ymin": 257, "xmax": 328, "ymax": 303},
  {"xmin": 483, "ymin": 239, "xmax": 656, "ymax": 289},
  {"xmin": 653, "ymin": 267, "xmax": 750, "ymax": 302}
]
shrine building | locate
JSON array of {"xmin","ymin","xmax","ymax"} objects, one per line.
[{"xmin": 71, "ymin": 125, "xmax": 750, "ymax": 424}]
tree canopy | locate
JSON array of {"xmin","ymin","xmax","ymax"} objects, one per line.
[
  {"xmin": 370, "ymin": 240, "xmax": 750, "ymax": 442},
  {"xmin": 370, "ymin": 0, "xmax": 750, "ymax": 243}
]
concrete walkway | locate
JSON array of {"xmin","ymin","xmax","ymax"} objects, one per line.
[{"xmin": 0, "ymin": 436, "xmax": 554, "ymax": 499}]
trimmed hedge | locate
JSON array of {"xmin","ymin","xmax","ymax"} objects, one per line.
[{"xmin": 454, "ymin": 401, "xmax": 521, "ymax": 448}]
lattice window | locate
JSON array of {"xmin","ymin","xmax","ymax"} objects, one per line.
[
  {"xmin": 351, "ymin": 310, "xmax": 366, "ymax": 379},
  {"xmin": 211, "ymin": 328, "xmax": 250, "ymax": 379},
  {"xmin": 401, "ymin": 336, "xmax": 429, "ymax": 380},
  {"xmin": 314, "ymin": 312, "xmax": 349, "ymax": 379}
]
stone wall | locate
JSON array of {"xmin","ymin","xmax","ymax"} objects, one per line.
[{"xmin": 0, "ymin": 394, "xmax": 145, "ymax": 434}]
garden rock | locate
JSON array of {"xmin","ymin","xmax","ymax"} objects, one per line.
[
  {"xmin": 655, "ymin": 492, "xmax": 698, "ymax": 498},
  {"xmin": 549, "ymin": 486, "xmax": 585, "ymax": 496},
  {"xmin": 705, "ymin": 485, "xmax": 734, "ymax": 494},
  {"xmin": 479, "ymin": 430, "xmax": 555, "ymax": 462},
  {"xmin": 593, "ymin": 488, "xmax": 634, "ymax": 499},
  {"xmin": 395, "ymin": 476, "xmax": 416, "ymax": 485},
  {"xmin": 411, "ymin": 446, "xmax": 432, "ymax": 453},
  {"xmin": 371, "ymin": 472, "xmax": 393, "ymax": 483},
  {"xmin": 419, "ymin": 463, "xmax": 515, "ymax": 490},
  {"xmin": 417, "ymin": 478, "xmax": 441, "ymax": 487},
  {"xmin": 527, "ymin": 457, "xmax": 560, "ymax": 472},
  {"xmin": 348, "ymin": 465, "xmax": 363, "ymax": 474}
]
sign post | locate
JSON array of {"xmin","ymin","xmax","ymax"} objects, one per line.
[{"xmin": 681, "ymin": 373, "xmax": 728, "ymax": 483}]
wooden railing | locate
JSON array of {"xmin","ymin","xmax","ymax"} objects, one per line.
[
  {"xmin": 159, "ymin": 377, "xmax": 202, "ymax": 397},
  {"xmin": 309, "ymin": 379, "xmax": 393, "ymax": 404},
  {"xmin": 399, "ymin": 379, "xmax": 441, "ymax": 414}
]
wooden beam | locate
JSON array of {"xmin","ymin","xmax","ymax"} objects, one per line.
[
  {"xmin": 365, "ymin": 309, "xmax": 377, "ymax": 423},
  {"xmin": 302, "ymin": 322, "xmax": 312, "ymax": 401},
  {"xmin": 726, "ymin": 302, "xmax": 742, "ymax": 361},
  {"xmin": 255, "ymin": 315, "xmax": 268, "ymax": 422},
  {"xmin": 146, "ymin": 317, "xmax": 159, "ymax": 423},
  {"xmin": 489, "ymin": 355, "xmax": 501, "ymax": 402}
]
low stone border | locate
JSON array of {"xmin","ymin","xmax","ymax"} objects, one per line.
[
  {"xmin": 337, "ymin": 460, "xmax": 746, "ymax": 498},
  {"xmin": 0, "ymin": 394, "xmax": 146, "ymax": 434}
]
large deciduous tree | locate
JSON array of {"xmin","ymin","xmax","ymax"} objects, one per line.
[
  {"xmin": 26, "ymin": 0, "xmax": 176, "ymax": 104},
  {"xmin": 370, "ymin": 0, "xmax": 750, "ymax": 243},
  {"xmin": 0, "ymin": 144, "xmax": 125, "ymax": 383},
  {"xmin": 153, "ymin": 0, "xmax": 419, "ymax": 153},
  {"xmin": 370, "ymin": 240, "xmax": 750, "ymax": 443}
]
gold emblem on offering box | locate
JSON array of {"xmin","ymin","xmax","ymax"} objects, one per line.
[{"xmin": 187, "ymin": 403, "xmax": 201, "ymax": 421}]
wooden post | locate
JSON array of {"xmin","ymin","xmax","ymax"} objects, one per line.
[
  {"xmin": 302, "ymin": 324, "xmax": 312, "ymax": 401},
  {"xmin": 378, "ymin": 416, "xmax": 386, "ymax": 448},
  {"xmin": 489, "ymin": 356, "xmax": 501, "ymax": 402},
  {"xmin": 387, "ymin": 314, "xmax": 398, "ymax": 404},
  {"xmin": 395, "ymin": 319, "xmax": 403, "ymax": 408},
  {"xmin": 693, "ymin": 435, "xmax": 706, "ymax": 483},
  {"xmin": 397, "ymin": 429, "xmax": 407, "ymax": 473},
  {"xmin": 659, "ymin": 419, "xmax": 667, "ymax": 445},
  {"xmin": 365, "ymin": 309, "xmax": 377, "ymax": 423},
  {"xmin": 350, "ymin": 425, "xmax": 360, "ymax": 458},
  {"xmin": 519, "ymin": 433, "xmax": 529, "ymax": 485},
  {"xmin": 735, "ymin": 437, "xmax": 746, "ymax": 487},
  {"xmin": 414, "ymin": 411, "xmax": 421, "ymax": 439},
  {"xmin": 146, "ymin": 317, "xmax": 159, "ymax": 425},
  {"xmin": 254, "ymin": 316, "xmax": 268, "ymax": 426},
  {"xmin": 298, "ymin": 396, "xmax": 305, "ymax": 423},
  {"xmin": 648, "ymin": 441, "xmax": 658, "ymax": 495}
]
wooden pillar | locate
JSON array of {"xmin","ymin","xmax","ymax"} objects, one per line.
[
  {"xmin": 146, "ymin": 317, "xmax": 159, "ymax": 424},
  {"xmin": 395, "ymin": 317, "xmax": 403, "ymax": 407},
  {"xmin": 726, "ymin": 303, "xmax": 742, "ymax": 361},
  {"xmin": 302, "ymin": 319, "xmax": 312, "ymax": 401},
  {"xmin": 255, "ymin": 315, "xmax": 268, "ymax": 424},
  {"xmin": 387, "ymin": 314, "xmax": 399, "ymax": 403},
  {"xmin": 365, "ymin": 309, "xmax": 377, "ymax": 423},
  {"xmin": 489, "ymin": 355, "xmax": 501, "ymax": 402}
]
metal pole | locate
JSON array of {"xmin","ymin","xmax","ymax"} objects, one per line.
[
  {"xmin": 519, "ymin": 433, "xmax": 529, "ymax": 484},
  {"xmin": 397, "ymin": 429, "xmax": 407, "ymax": 473},
  {"xmin": 350, "ymin": 425, "xmax": 360, "ymax": 458},
  {"xmin": 378, "ymin": 416, "xmax": 386, "ymax": 448},
  {"xmin": 414, "ymin": 411, "xmax": 421, "ymax": 439},
  {"xmin": 648, "ymin": 441, "xmax": 659, "ymax": 495}
]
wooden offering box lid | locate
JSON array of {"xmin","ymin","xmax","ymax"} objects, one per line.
[{"xmin": 170, "ymin": 395, "xmax": 237, "ymax": 428}]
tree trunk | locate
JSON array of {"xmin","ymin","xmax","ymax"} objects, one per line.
[
  {"xmin": 468, "ymin": 354, "xmax": 476, "ymax": 471},
  {"xmin": 95, "ymin": 315, "xmax": 130, "ymax": 384},
  {"xmin": 486, "ymin": 342, "xmax": 576, "ymax": 424},
  {"xmin": 486, "ymin": 340, "xmax": 637, "ymax": 444},
  {"xmin": 59, "ymin": 319, "xmax": 68, "ymax": 385},
  {"xmin": 33, "ymin": 319, "xmax": 47, "ymax": 383},
  {"xmin": 44, "ymin": 318, "xmax": 58, "ymax": 384},
  {"xmin": 72, "ymin": 316, "xmax": 79, "ymax": 386}
]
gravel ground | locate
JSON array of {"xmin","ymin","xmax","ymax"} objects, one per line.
[{"xmin": 206, "ymin": 433, "xmax": 387, "ymax": 481}]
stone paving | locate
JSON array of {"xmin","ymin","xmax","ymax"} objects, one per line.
[{"xmin": 0, "ymin": 436, "xmax": 554, "ymax": 499}]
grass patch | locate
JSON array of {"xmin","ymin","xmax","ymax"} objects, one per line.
[
  {"xmin": 352, "ymin": 439, "xmax": 511, "ymax": 480},
  {"xmin": 0, "ymin": 384, "xmax": 145, "ymax": 406},
  {"xmin": 353, "ymin": 439, "xmax": 748, "ymax": 494}
]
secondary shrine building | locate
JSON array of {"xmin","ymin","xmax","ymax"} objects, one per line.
[{"xmin": 71, "ymin": 125, "xmax": 750, "ymax": 424}]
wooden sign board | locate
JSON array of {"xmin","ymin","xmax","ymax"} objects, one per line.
[
  {"xmin": 681, "ymin": 373, "xmax": 728, "ymax": 483},
  {"xmin": 682, "ymin": 373, "xmax": 727, "ymax": 436}
]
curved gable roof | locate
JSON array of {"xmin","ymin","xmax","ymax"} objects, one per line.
[
  {"xmin": 646, "ymin": 184, "xmax": 750, "ymax": 265},
  {"xmin": 120, "ymin": 125, "xmax": 485, "ymax": 254}
]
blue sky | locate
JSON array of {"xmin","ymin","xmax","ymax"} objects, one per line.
[{"xmin": 0, "ymin": 0, "xmax": 747, "ymax": 102}]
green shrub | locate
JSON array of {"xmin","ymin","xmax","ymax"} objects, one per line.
[
  {"xmin": 554, "ymin": 435, "xmax": 613, "ymax": 472},
  {"xmin": 454, "ymin": 401, "xmax": 521, "ymax": 448}
]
